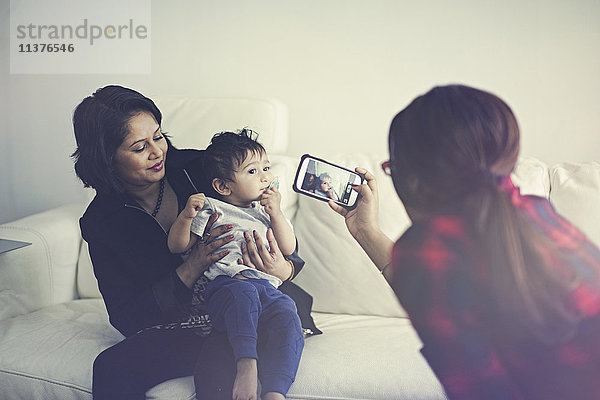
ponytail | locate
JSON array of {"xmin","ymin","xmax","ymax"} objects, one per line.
[{"xmin": 467, "ymin": 179, "xmax": 580, "ymax": 344}]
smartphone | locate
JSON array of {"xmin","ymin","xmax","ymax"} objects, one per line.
[{"xmin": 293, "ymin": 154, "xmax": 364, "ymax": 209}]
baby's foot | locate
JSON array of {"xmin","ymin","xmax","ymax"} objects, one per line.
[{"xmin": 233, "ymin": 358, "xmax": 258, "ymax": 400}]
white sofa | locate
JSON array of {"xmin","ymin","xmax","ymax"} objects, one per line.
[{"xmin": 1, "ymin": 97, "xmax": 599, "ymax": 400}]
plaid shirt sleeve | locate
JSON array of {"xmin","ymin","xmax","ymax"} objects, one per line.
[{"xmin": 389, "ymin": 217, "xmax": 524, "ymax": 400}]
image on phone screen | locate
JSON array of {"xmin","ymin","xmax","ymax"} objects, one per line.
[{"xmin": 293, "ymin": 155, "xmax": 363, "ymax": 208}]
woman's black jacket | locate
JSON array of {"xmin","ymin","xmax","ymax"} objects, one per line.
[{"xmin": 80, "ymin": 144, "xmax": 318, "ymax": 337}]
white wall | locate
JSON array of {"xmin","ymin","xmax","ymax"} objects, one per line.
[{"xmin": 1, "ymin": 0, "xmax": 599, "ymax": 224}]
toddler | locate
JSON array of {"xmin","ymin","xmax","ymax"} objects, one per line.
[
  {"xmin": 313, "ymin": 173, "xmax": 339, "ymax": 200},
  {"xmin": 168, "ymin": 129, "xmax": 303, "ymax": 400}
]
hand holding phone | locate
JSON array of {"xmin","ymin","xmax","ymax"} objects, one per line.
[{"xmin": 293, "ymin": 154, "xmax": 364, "ymax": 209}]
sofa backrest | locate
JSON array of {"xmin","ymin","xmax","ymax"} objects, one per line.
[
  {"xmin": 75, "ymin": 152, "xmax": 600, "ymax": 319},
  {"xmin": 291, "ymin": 156, "xmax": 600, "ymax": 318},
  {"xmin": 69, "ymin": 96, "xmax": 600, "ymax": 318},
  {"xmin": 153, "ymin": 97, "xmax": 289, "ymax": 154}
]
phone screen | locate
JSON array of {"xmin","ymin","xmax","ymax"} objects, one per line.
[{"xmin": 293, "ymin": 155, "xmax": 363, "ymax": 208}]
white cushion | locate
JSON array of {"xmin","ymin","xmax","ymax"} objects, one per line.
[
  {"xmin": 550, "ymin": 162, "xmax": 600, "ymax": 246},
  {"xmin": 153, "ymin": 97, "xmax": 289, "ymax": 154},
  {"xmin": 0, "ymin": 300, "xmax": 444, "ymax": 400},
  {"xmin": 0, "ymin": 299, "xmax": 120, "ymax": 400},
  {"xmin": 146, "ymin": 377, "xmax": 195, "ymax": 400},
  {"xmin": 292, "ymin": 153, "xmax": 409, "ymax": 317},
  {"xmin": 512, "ymin": 157, "xmax": 550, "ymax": 198},
  {"xmin": 288, "ymin": 313, "xmax": 445, "ymax": 400},
  {"xmin": 150, "ymin": 315, "xmax": 447, "ymax": 400},
  {"xmin": 0, "ymin": 298, "xmax": 202, "ymax": 400},
  {"xmin": 0, "ymin": 204, "xmax": 83, "ymax": 319}
]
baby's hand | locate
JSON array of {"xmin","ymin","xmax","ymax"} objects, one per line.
[
  {"xmin": 260, "ymin": 187, "xmax": 282, "ymax": 216},
  {"xmin": 182, "ymin": 193, "xmax": 206, "ymax": 219}
]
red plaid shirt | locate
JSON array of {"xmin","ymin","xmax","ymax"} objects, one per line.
[{"xmin": 389, "ymin": 178, "xmax": 600, "ymax": 400}]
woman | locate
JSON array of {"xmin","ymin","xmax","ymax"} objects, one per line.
[
  {"xmin": 72, "ymin": 85, "xmax": 315, "ymax": 400},
  {"xmin": 330, "ymin": 85, "xmax": 600, "ymax": 399}
]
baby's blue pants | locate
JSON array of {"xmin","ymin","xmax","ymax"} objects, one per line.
[{"xmin": 205, "ymin": 275, "xmax": 304, "ymax": 396}]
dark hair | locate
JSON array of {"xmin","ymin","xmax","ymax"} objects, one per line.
[
  {"xmin": 318, "ymin": 173, "xmax": 332, "ymax": 182},
  {"xmin": 71, "ymin": 85, "xmax": 164, "ymax": 195},
  {"xmin": 199, "ymin": 128, "xmax": 266, "ymax": 198},
  {"xmin": 389, "ymin": 84, "xmax": 579, "ymax": 344},
  {"xmin": 389, "ymin": 85, "xmax": 520, "ymax": 213}
]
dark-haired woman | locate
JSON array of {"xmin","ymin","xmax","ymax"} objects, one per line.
[
  {"xmin": 330, "ymin": 85, "xmax": 600, "ymax": 399},
  {"xmin": 72, "ymin": 85, "xmax": 314, "ymax": 400}
]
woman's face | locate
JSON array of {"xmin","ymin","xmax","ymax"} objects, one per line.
[{"xmin": 114, "ymin": 112, "xmax": 167, "ymax": 190}]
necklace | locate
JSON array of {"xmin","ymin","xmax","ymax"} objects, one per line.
[{"xmin": 151, "ymin": 178, "xmax": 165, "ymax": 218}]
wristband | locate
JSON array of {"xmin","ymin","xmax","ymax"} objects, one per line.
[{"xmin": 284, "ymin": 259, "xmax": 295, "ymax": 281}]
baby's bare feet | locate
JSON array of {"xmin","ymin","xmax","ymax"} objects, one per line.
[{"xmin": 233, "ymin": 358, "xmax": 258, "ymax": 400}]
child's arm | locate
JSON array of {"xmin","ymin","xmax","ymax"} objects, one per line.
[
  {"xmin": 269, "ymin": 214, "xmax": 296, "ymax": 256},
  {"xmin": 167, "ymin": 193, "xmax": 206, "ymax": 254},
  {"xmin": 260, "ymin": 187, "xmax": 296, "ymax": 255}
]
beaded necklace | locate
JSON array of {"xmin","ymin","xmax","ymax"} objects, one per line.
[{"xmin": 151, "ymin": 178, "xmax": 165, "ymax": 218}]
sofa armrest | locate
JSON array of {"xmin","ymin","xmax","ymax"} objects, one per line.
[{"xmin": 0, "ymin": 204, "xmax": 85, "ymax": 320}]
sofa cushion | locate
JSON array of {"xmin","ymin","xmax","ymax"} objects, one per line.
[
  {"xmin": 288, "ymin": 313, "xmax": 445, "ymax": 400},
  {"xmin": 550, "ymin": 162, "xmax": 600, "ymax": 246},
  {"xmin": 511, "ymin": 157, "xmax": 550, "ymax": 198},
  {"xmin": 0, "ymin": 300, "xmax": 444, "ymax": 400},
  {"xmin": 0, "ymin": 299, "xmax": 117, "ymax": 400},
  {"xmin": 0, "ymin": 299, "xmax": 198, "ymax": 400},
  {"xmin": 153, "ymin": 97, "xmax": 289, "ymax": 154}
]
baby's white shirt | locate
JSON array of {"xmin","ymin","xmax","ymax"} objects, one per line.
[{"xmin": 190, "ymin": 197, "xmax": 287, "ymax": 288}]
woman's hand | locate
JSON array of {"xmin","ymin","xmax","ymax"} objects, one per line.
[
  {"xmin": 328, "ymin": 167, "xmax": 394, "ymax": 271},
  {"xmin": 238, "ymin": 228, "xmax": 293, "ymax": 282},
  {"xmin": 176, "ymin": 212, "xmax": 234, "ymax": 288},
  {"xmin": 328, "ymin": 167, "xmax": 380, "ymax": 240}
]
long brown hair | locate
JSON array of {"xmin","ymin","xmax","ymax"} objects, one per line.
[{"xmin": 388, "ymin": 85, "xmax": 580, "ymax": 343}]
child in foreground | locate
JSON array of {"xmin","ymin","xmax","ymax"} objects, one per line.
[{"xmin": 168, "ymin": 129, "xmax": 303, "ymax": 400}]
